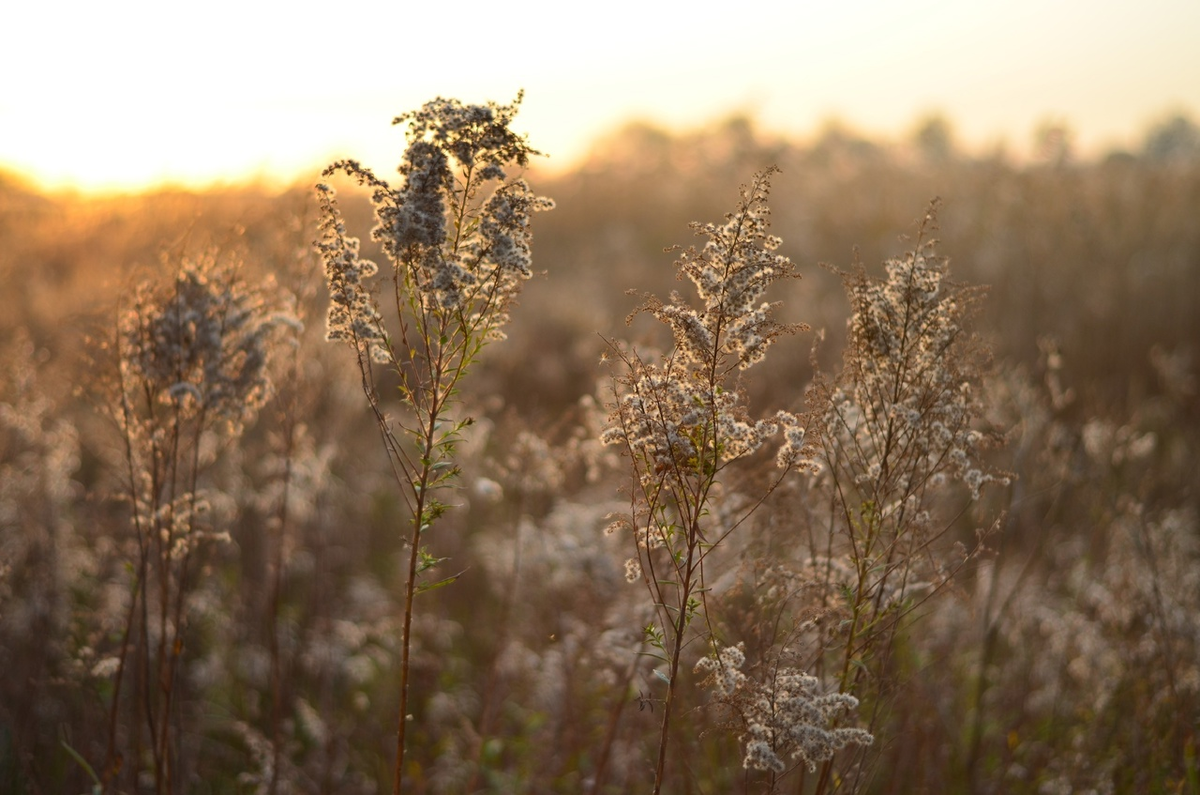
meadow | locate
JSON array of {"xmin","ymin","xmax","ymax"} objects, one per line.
[{"xmin": 1, "ymin": 100, "xmax": 1197, "ymax": 794}]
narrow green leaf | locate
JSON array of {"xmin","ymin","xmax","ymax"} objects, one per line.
[
  {"xmin": 416, "ymin": 555, "xmax": 448, "ymax": 574},
  {"xmin": 636, "ymin": 650, "xmax": 671, "ymax": 664},
  {"xmin": 60, "ymin": 739, "xmax": 101, "ymax": 787},
  {"xmin": 415, "ymin": 569, "xmax": 467, "ymax": 595}
]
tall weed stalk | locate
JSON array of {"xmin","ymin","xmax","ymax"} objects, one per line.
[
  {"xmin": 314, "ymin": 93, "xmax": 552, "ymax": 793},
  {"xmin": 101, "ymin": 259, "xmax": 294, "ymax": 793},
  {"xmin": 805, "ymin": 205, "xmax": 1005, "ymax": 791},
  {"xmin": 602, "ymin": 169, "xmax": 849, "ymax": 792}
]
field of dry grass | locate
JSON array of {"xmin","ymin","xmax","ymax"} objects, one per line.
[{"xmin": 1, "ymin": 109, "xmax": 1197, "ymax": 794}]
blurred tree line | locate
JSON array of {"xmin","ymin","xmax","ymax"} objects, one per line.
[{"xmin": 2, "ymin": 109, "xmax": 1197, "ymax": 428}]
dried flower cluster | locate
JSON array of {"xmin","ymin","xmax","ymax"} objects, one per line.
[
  {"xmin": 317, "ymin": 92, "xmax": 553, "ymax": 368},
  {"xmin": 122, "ymin": 264, "xmax": 298, "ymax": 427},
  {"xmin": 601, "ymin": 169, "xmax": 809, "ymax": 480},
  {"xmin": 601, "ymin": 170, "xmax": 832, "ymax": 795},
  {"xmin": 696, "ymin": 644, "xmax": 874, "ymax": 774},
  {"xmin": 763, "ymin": 206, "xmax": 1010, "ymax": 792},
  {"xmin": 315, "ymin": 194, "xmax": 387, "ymax": 361},
  {"xmin": 819, "ymin": 207, "xmax": 1004, "ymax": 504}
]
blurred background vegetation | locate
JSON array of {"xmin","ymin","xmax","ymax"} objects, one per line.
[
  {"xmin": 1, "ymin": 110, "xmax": 1197, "ymax": 793},
  {"xmin": 6, "ymin": 111, "xmax": 1197, "ymax": 416}
]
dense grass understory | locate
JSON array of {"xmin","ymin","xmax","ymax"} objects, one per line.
[{"xmin": 1, "ymin": 107, "xmax": 1198, "ymax": 794}]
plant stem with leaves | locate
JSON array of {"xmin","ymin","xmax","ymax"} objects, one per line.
[
  {"xmin": 806, "ymin": 206, "xmax": 1005, "ymax": 792},
  {"xmin": 602, "ymin": 169, "xmax": 809, "ymax": 793},
  {"xmin": 101, "ymin": 261, "xmax": 294, "ymax": 793},
  {"xmin": 315, "ymin": 93, "xmax": 551, "ymax": 793}
]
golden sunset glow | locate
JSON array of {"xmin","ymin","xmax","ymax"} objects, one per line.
[
  {"xmin": 6, "ymin": 0, "xmax": 1200, "ymax": 790},
  {"xmin": 4, "ymin": 0, "xmax": 1199, "ymax": 192}
]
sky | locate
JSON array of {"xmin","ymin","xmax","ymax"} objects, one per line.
[{"xmin": 3, "ymin": 0, "xmax": 1199, "ymax": 193}]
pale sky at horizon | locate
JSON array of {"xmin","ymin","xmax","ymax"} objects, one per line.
[{"xmin": 3, "ymin": 0, "xmax": 1199, "ymax": 193}]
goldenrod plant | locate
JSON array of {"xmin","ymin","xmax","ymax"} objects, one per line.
[
  {"xmin": 602, "ymin": 170, "xmax": 873, "ymax": 793},
  {"xmin": 314, "ymin": 93, "xmax": 552, "ymax": 793},
  {"xmin": 100, "ymin": 258, "xmax": 296, "ymax": 793}
]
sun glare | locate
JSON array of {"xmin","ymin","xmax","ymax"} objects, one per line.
[{"xmin": 2, "ymin": 0, "xmax": 1198, "ymax": 193}]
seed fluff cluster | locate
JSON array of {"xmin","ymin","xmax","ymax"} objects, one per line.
[
  {"xmin": 601, "ymin": 169, "xmax": 812, "ymax": 479},
  {"xmin": 121, "ymin": 262, "xmax": 298, "ymax": 428},
  {"xmin": 821, "ymin": 206, "xmax": 1005, "ymax": 502},
  {"xmin": 695, "ymin": 644, "xmax": 874, "ymax": 774},
  {"xmin": 316, "ymin": 92, "xmax": 553, "ymax": 365}
]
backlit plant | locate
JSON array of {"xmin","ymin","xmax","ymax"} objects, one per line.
[{"xmin": 314, "ymin": 92, "xmax": 552, "ymax": 793}]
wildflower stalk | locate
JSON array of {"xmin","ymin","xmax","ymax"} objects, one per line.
[
  {"xmin": 100, "ymin": 261, "xmax": 295, "ymax": 793},
  {"xmin": 603, "ymin": 169, "xmax": 809, "ymax": 792},
  {"xmin": 806, "ymin": 205, "xmax": 1004, "ymax": 792},
  {"xmin": 315, "ymin": 93, "xmax": 551, "ymax": 793}
]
